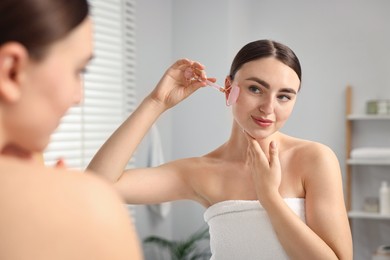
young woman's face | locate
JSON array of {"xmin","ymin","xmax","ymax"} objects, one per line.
[
  {"xmin": 230, "ymin": 57, "xmax": 300, "ymax": 140},
  {"xmin": 5, "ymin": 17, "xmax": 93, "ymax": 153}
]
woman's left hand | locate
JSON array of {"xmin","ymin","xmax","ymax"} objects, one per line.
[{"xmin": 245, "ymin": 132, "xmax": 282, "ymax": 204}]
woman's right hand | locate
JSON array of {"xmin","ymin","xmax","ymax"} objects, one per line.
[
  {"xmin": 147, "ymin": 58, "xmax": 216, "ymax": 110},
  {"xmin": 244, "ymin": 131, "xmax": 282, "ymax": 206}
]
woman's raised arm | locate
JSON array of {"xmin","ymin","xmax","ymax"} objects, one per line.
[{"xmin": 87, "ymin": 59, "xmax": 211, "ymax": 182}]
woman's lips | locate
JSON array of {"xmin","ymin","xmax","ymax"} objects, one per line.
[{"xmin": 251, "ymin": 115, "xmax": 273, "ymax": 127}]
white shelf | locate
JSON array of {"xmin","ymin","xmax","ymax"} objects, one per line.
[
  {"xmin": 347, "ymin": 114, "xmax": 390, "ymax": 120},
  {"xmin": 347, "ymin": 159, "xmax": 390, "ymax": 165},
  {"xmin": 348, "ymin": 211, "xmax": 390, "ymax": 220}
]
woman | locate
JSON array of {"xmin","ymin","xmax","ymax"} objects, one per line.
[
  {"xmin": 0, "ymin": 0, "xmax": 206, "ymax": 259},
  {"xmin": 88, "ymin": 40, "xmax": 353, "ymax": 259}
]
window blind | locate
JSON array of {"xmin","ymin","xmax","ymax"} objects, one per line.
[{"xmin": 44, "ymin": 0, "xmax": 136, "ymax": 172}]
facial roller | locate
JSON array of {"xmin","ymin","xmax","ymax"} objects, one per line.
[{"xmin": 184, "ymin": 67, "xmax": 240, "ymax": 106}]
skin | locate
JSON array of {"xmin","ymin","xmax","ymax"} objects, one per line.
[
  {"xmin": 88, "ymin": 57, "xmax": 353, "ymax": 259},
  {"xmin": 0, "ymin": 18, "xmax": 142, "ymax": 259}
]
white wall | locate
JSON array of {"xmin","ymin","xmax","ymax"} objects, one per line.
[
  {"xmin": 134, "ymin": 1, "xmax": 174, "ymax": 259},
  {"xmin": 170, "ymin": 0, "xmax": 233, "ymax": 239},
  {"xmin": 135, "ymin": 1, "xmax": 390, "ymax": 259}
]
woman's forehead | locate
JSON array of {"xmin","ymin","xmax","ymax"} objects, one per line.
[{"xmin": 235, "ymin": 58, "xmax": 301, "ymax": 90}]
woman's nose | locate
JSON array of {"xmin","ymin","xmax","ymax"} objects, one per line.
[{"xmin": 258, "ymin": 98, "xmax": 274, "ymax": 114}]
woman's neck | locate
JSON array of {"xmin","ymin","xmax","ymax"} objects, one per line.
[
  {"xmin": 222, "ymin": 122, "xmax": 281, "ymax": 162},
  {"xmin": 0, "ymin": 143, "xmax": 35, "ymax": 162}
]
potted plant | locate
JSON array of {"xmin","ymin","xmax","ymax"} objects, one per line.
[{"xmin": 143, "ymin": 226, "xmax": 211, "ymax": 260}]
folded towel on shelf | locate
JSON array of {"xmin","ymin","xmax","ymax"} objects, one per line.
[
  {"xmin": 204, "ymin": 199, "xmax": 306, "ymax": 259},
  {"xmin": 350, "ymin": 147, "xmax": 390, "ymax": 160}
]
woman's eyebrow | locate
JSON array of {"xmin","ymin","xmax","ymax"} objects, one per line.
[
  {"xmin": 245, "ymin": 76, "xmax": 297, "ymax": 95},
  {"xmin": 280, "ymin": 88, "xmax": 297, "ymax": 95},
  {"xmin": 246, "ymin": 77, "xmax": 270, "ymax": 89}
]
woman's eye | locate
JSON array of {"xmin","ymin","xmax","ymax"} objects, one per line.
[
  {"xmin": 278, "ymin": 95, "xmax": 291, "ymax": 101},
  {"xmin": 77, "ymin": 68, "xmax": 88, "ymax": 78},
  {"xmin": 248, "ymin": 86, "xmax": 262, "ymax": 94}
]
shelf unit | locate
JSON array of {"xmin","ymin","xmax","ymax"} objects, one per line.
[
  {"xmin": 348, "ymin": 211, "xmax": 390, "ymax": 220},
  {"xmin": 347, "ymin": 114, "xmax": 390, "ymax": 120},
  {"xmin": 345, "ymin": 86, "xmax": 390, "ymax": 218},
  {"xmin": 347, "ymin": 159, "xmax": 390, "ymax": 165}
]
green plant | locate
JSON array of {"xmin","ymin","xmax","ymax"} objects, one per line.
[{"xmin": 143, "ymin": 226, "xmax": 211, "ymax": 260}]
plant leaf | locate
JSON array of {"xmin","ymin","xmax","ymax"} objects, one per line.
[
  {"xmin": 143, "ymin": 226, "xmax": 211, "ymax": 260},
  {"xmin": 143, "ymin": 236, "xmax": 174, "ymax": 251}
]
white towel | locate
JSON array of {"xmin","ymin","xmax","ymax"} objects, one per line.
[
  {"xmin": 350, "ymin": 147, "xmax": 390, "ymax": 160},
  {"xmin": 204, "ymin": 198, "xmax": 306, "ymax": 260},
  {"xmin": 147, "ymin": 124, "xmax": 165, "ymax": 167},
  {"xmin": 147, "ymin": 124, "xmax": 171, "ymax": 218}
]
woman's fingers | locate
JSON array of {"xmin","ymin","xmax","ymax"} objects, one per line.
[
  {"xmin": 268, "ymin": 141, "xmax": 280, "ymax": 170},
  {"xmin": 244, "ymin": 130, "xmax": 268, "ymax": 163}
]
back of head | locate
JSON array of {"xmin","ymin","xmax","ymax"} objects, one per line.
[
  {"xmin": 229, "ymin": 40, "xmax": 302, "ymax": 87},
  {"xmin": 0, "ymin": 0, "xmax": 89, "ymax": 60}
]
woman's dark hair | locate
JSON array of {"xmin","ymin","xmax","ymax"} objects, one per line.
[
  {"xmin": 229, "ymin": 40, "xmax": 302, "ymax": 89},
  {"xmin": 0, "ymin": 0, "xmax": 89, "ymax": 60}
]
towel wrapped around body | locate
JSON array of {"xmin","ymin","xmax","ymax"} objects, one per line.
[{"xmin": 204, "ymin": 198, "xmax": 305, "ymax": 260}]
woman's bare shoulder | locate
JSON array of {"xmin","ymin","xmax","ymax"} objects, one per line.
[
  {"xmin": 282, "ymin": 135, "xmax": 341, "ymax": 180},
  {"xmin": 0, "ymin": 157, "xmax": 121, "ymax": 202},
  {"xmin": 0, "ymin": 158, "xmax": 142, "ymax": 260},
  {"xmin": 283, "ymin": 135, "xmax": 337, "ymax": 160}
]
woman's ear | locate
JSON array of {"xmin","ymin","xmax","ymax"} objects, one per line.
[
  {"xmin": 224, "ymin": 76, "xmax": 232, "ymax": 101},
  {"xmin": 0, "ymin": 43, "xmax": 29, "ymax": 102}
]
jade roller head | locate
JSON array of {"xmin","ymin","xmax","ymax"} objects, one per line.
[{"xmin": 226, "ymin": 84, "xmax": 240, "ymax": 106}]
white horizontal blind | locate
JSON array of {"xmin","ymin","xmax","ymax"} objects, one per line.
[
  {"xmin": 122, "ymin": 0, "xmax": 137, "ymax": 221},
  {"xmin": 44, "ymin": 0, "xmax": 136, "ymax": 171}
]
